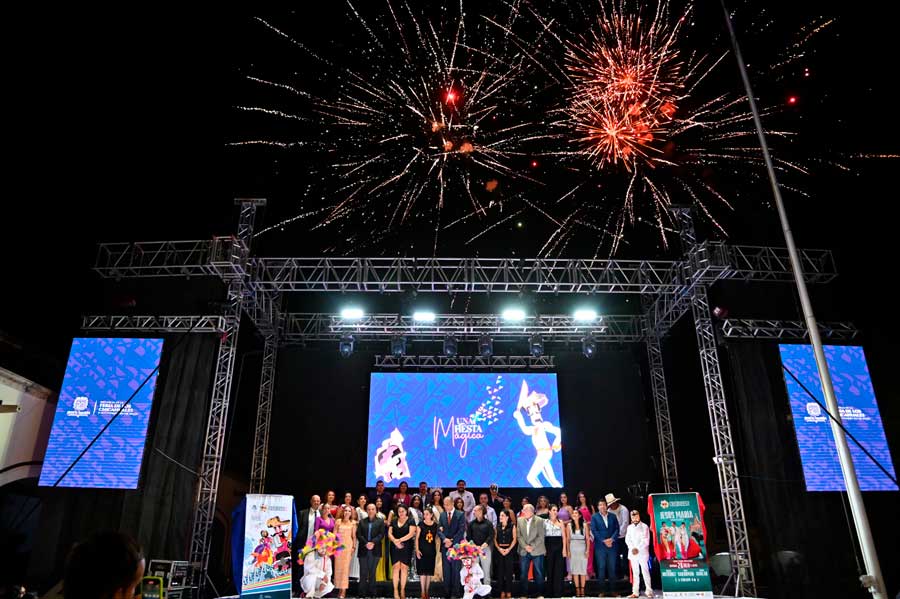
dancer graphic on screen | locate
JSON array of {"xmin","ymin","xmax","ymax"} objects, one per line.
[
  {"xmin": 512, "ymin": 381, "xmax": 563, "ymax": 488},
  {"xmin": 374, "ymin": 427, "xmax": 411, "ymax": 483}
]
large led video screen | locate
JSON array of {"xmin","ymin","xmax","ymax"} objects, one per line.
[
  {"xmin": 779, "ymin": 344, "xmax": 897, "ymax": 492},
  {"xmin": 367, "ymin": 372, "xmax": 563, "ymax": 488},
  {"xmin": 39, "ymin": 337, "xmax": 164, "ymax": 489}
]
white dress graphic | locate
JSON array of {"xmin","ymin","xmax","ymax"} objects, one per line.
[{"xmin": 512, "ymin": 381, "xmax": 563, "ymax": 488}]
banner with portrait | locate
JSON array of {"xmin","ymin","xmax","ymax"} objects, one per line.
[
  {"xmin": 647, "ymin": 492, "xmax": 712, "ymax": 598},
  {"xmin": 241, "ymin": 494, "xmax": 294, "ymax": 598}
]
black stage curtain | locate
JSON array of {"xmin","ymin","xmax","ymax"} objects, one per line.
[
  {"xmin": 27, "ymin": 334, "xmax": 217, "ymax": 589},
  {"xmin": 725, "ymin": 342, "xmax": 898, "ymax": 598}
]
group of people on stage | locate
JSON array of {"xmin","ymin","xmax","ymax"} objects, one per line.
[{"xmin": 296, "ymin": 480, "xmax": 653, "ymax": 599}]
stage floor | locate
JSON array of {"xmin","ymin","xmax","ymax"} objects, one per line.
[{"xmin": 216, "ymin": 582, "xmax": 763, "ymax": 599}]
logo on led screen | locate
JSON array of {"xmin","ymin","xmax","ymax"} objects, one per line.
[{"xmin": 67, "ymin": 396, "xmax": 91, "ymax": 417}]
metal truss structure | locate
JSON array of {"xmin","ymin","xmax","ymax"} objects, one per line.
[
  {"xmin": 85, "ymin": 200, "xmax": 853, "ymax": 597},
  {"xmin": 374, "ymin": 355, "xmax": 555, "ymax": 369},
  {"xmin": 283, "ymin": 313, "xmax": 643, "ymax": 343},
  {"xmin": 250, "ymin": 334, "xmax": 278, "ymax": 494},
  {"xmin": 187, "ymin": 199, "xmax": 261, "ymax": 590},
  {"xmin": 722, "ymin": 318, "xmax": 858, "ymax": 340},
  {"xmin": 677, "ymin": 210, "xmax": 754, "ymax": 596},
  {"xmin": 642, "ymin": 299, "xmax": 679, "ymax": 494}
]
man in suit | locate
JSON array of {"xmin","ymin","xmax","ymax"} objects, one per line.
[
  {"xmin": 357, "ymin": 503, "xmax": 386, "ymax": 599},
  {"xmin": 438, "ymin": 496, "xmax": 467, "ymax": 599},
  {"xmin": 517, "ymin": 503, "xmax": 546, "ymax": 598},
  {"xmin": 591, "ymin": 499, "xmax": 619, "ymax": 597},
  {"xmin": 296, "ymin": 494, "xmax": 322, "ymax": 593}
]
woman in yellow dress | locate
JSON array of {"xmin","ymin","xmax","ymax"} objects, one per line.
[{"xmin": 376, "ymin": 497, "xmax": 392, "ymax": 582}]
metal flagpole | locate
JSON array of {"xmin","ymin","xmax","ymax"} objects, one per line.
[{"xmin": 718, "ymin": 2, "xmax": 887, "ymax": 597}]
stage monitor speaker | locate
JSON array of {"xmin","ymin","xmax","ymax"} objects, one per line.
[{"xmin": 147, "ymin": 559, "xmax": 192, "ymax": 591}]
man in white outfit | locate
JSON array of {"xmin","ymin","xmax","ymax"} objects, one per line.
[{"xmin": 625, "ymin": 510, "xmax": 653, "ymax": 598}]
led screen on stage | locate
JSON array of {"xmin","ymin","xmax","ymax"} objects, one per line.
[
  {"xmin": 367, "ymin": 372, "xmax": 563, "ymax": 488},
  {"xmin": 779, "ymin": 344, "xmax": 897, "ymax": 492},
  {"xmin": 39, "ymin": 337, "xmax": 164, "ymax": 489}
]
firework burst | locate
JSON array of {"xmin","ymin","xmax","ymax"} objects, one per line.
[
  {"xmin": 502, "ymin": 0, "xmax": 832, "ymax": 256},
  {"xmin": 238, "ymin": 1, "xmax": 547, "ymax": 253}
]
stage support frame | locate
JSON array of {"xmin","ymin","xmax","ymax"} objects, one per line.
[
  {"xmin": 249, "ymin": 333, "xmax": 278, "ymax": 494},
  {"xmin": 643, "ymin": 324, "xmax": 679, "ymax": 493},
  {"xmin": 677, "ymin": 209, "xmax": 755, "ymax": 597},
  {"xmin": 188, "ymin": 199, "xmax": 264, "ymax": 592}
]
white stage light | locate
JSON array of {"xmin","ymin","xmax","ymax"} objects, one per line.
[
  {"xmin": 502, "ymin": 308, "xmax": 526, "ymax": 322},
  {"xmin": 573, "ymin": 309, "xmax": 598, "ymax": 322},
  {"xmin": 340, "ymin": 307, "xmax": 364, "ymax": 320},
  {"xmin": 413, "ymin": 311, "xmax": 436, "ymax": 323}
]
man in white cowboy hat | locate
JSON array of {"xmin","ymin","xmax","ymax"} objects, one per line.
[
  {"xmin": 604, "ymin": 493, "xmax": 630, "ymax": 579},
  {"xmin": 606, "ymin": 493, "xmax": 631, "ymax": 580}
]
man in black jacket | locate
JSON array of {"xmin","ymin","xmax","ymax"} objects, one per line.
[{"xmin": 357, "ymin": 503, "xmax": 386, "ymax": 599}]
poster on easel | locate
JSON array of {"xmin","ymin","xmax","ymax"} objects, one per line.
[
  {"xmin": 241, "ymin": 494, "xmax": 294, "ymax": 598},
  {"xmin": 647, "ymin": 493, "xmax": 713, "ymax": 598}
]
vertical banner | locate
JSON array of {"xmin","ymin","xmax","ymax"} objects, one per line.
[
  {"xmin": 242, "ymin": 494, "xmax": 294, "ymax": 598},
  {"xmin": 647, "ymin": 493, "xmax": 712, "ymax": 598}
]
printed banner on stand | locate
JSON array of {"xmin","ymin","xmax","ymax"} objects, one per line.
[
  {"xmin": 241, "ymin": 494, "xmax": 294, "ymax": 598},
  {"xmin": 647, "ymin": 493, "xmax": 712, "ymax": 598}
]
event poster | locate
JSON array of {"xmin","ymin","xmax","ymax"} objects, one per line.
[
  {"xmin": 39, "ymin": 337, "xmax": 164, "ymax": 489},
  {"xmin": 367, "ymin": 373, "xmax": 563, "ymax": 488},
  {"xmin": 648, "ymin": 493, "xmax": 712, "ymax": 598},
  {"xmin": 778, "ymin": 344, "xmax": 898, "ymax": 491},
  {"xmin": 241, "ymin": 494, "xmax": 294, "ymax": 598}
]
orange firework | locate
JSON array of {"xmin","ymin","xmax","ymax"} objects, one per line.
[{"xmin": 564, "ymin": 1, "xmax": 686, "ymax": 170}]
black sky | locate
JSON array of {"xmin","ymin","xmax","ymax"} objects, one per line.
[{"xmin": 2, "ymin": 1, "xmax": 898, "ymax": 389}]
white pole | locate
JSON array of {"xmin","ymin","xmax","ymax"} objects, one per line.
[{"xmin": 717, "ymin": 2, "xmax": 886, "ymax": 597}]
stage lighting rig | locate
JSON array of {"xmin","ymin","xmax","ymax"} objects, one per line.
[
  {"xmin": 529, "ymin": 334, "xmax": 544, "ymax": 357},
  {"xmin": 390, "ymin": 335, "xmax": 407, "ymax": 357},
  {"xmin": 339, "ymin": 334, "xmax": 355, "ymax": 357},
  {"xmin": 443, "ymin": 335, "xmax": 458, "ymax": 357},
  {"xmin": 582, "ymin": 335, "xmax": 597, "ymax": 359},
  {"xmin": 478, "ymin": 334, "xmax": 493, "ymax": 358}
]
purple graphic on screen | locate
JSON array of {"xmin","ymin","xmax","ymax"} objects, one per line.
[
  {"xmin": 779, "ymin": 344, "xmax": 897, "ymax": 492},
  {"xmin": 39, "ymin": 337, "xmax": 164, "ymax": 489},
  {"xmin": 366, "ymin": 373, "xmax": 563, "ymax": 488}
]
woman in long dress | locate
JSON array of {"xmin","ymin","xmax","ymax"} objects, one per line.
[
  {"xmin": 543, "ymin": 505, "xmax": 568, "ymax": 598},
  {"xmin": 568, "ymin": 508, "xmax": 589, "ymax": 597},
  {"xmin": 334, "ymin": 506, "xmax": 357, "ymax": 599},
  {"xmin": 416, "ymin": 508, "xmax": 440, "ymax": 599},
  {"xmin": 376, "ymin": 497, "xmax": 392, "ymax": 582},
  {"xmin": 575, "ymin": 492, "xmax": 594, "ymax": 579},
  {"xmin": 429, "ymin": 491, "xmax": 444, "ymax": 583},
  {"xmin": 493, "ymin": 509, "xmax": 517, "ymax": 599}
]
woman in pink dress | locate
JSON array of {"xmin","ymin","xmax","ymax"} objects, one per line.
[
  {"xmin": 576, "ymin": 491, "xmax": 594, "ymax": 578},
  {"xmin": 315, "ymin": 504, "xmax": 336, "ymax": 533},
  {"xmin": 334, "ymin": 506, "xmax": 358, "ymax": 598},
  {"xmin": 394, "ymin": 481, "xmax": 412, "ymax": 508}
]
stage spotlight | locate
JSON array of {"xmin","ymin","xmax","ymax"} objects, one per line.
[
  {"xmin": 529, "ymin": 334, "xmax": 544, "ymax": 357},
  {"xmin": 502, "ymin": 307, "xmax": 526, "ymax": 322},
  {"xmin": 340, "ymin": 307, "xmax": 364, "ymax": 320},
  {"xmin": 478, "ymin": 334, "xmax": 493, "ymax": 358},
  {"xmin": 582, "ymin": 335, "xmax": 597, "ymax": 359},
  {"xmin": 390, "ymin": 335, "xmax": 407, "ymax": 357},
  {"xmin": 573, "ymin": 308, "xmax": 598, "ymax": 322},
  {"xmin": 443, "ymin": 335, "xmax": 458, "ymax": 357},
  {"xmin": 339, "ymin": 334, "xmax": 355, "ymax": 357},
  {"xmin": 413, "ymin": 311, "xmax": 436, "ymax": 323},
  {"xmin": 712, "ymin": 306, "xmax": 729, "ymax": 320}
]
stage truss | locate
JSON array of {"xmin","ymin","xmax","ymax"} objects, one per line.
[{"xmin": 82, "ymin": 200, "xmax": 856, "ymax": 597}]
